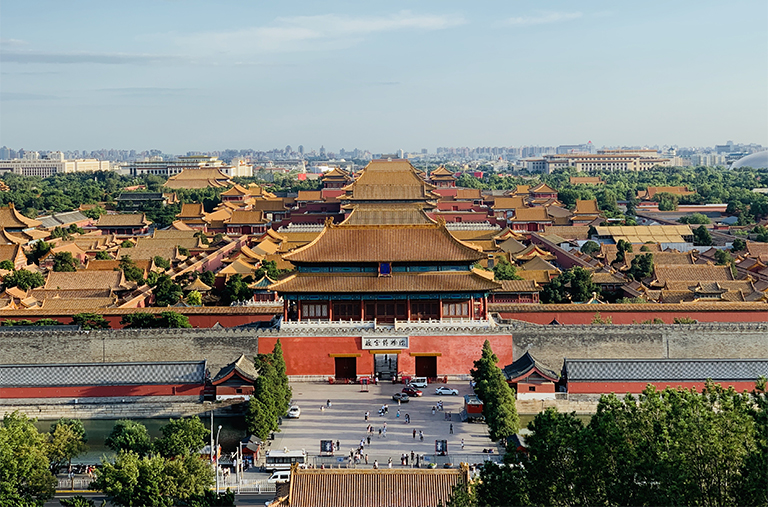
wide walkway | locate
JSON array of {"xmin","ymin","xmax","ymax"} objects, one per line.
[{"xmin": 268, "ymin": 381, "xmax": 501, "ymax": 467}]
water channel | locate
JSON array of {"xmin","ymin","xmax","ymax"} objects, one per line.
[{"xmin": 33, "ymin": 416, "xmax": 249, "ymax": 465}]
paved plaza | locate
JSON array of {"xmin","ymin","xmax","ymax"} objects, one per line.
[{"xmin": 268, "ymin": 381, "xmax": 502, "ymax": 468}]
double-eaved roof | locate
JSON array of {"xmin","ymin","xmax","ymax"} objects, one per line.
[
  {"xmin": 283, "ymin": 224, "xmax": 484, "ymax": 264},
  {"xmin": 343, "ymin": 159, "xmax": 440, "ymax": 201}
]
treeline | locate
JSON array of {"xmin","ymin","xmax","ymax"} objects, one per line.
[
  {"xmin": 0, "ymin": 413, "xmax": 234, "ymax": 507},
  {"xmin": 449, "ymin": 380, "xmax": 768, "ymax": 507}
]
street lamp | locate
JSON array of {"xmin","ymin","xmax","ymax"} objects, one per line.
[{"xmin": 215, "ymin": 425, "xmax": 223, "ymax": 494}]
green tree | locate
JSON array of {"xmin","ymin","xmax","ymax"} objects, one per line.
[
  {"xmin": 3, "ymin": 269, "xmax": 45, "ymax": 290},
  {"xmin": 119, "ymin": 255, "xmax": 145, "ymax": 284},
  {"xmin": 655, "ymin": 192, "xmax": 679, "ymax": 211},
  {"xmin": 614, "ymin": 239, "xmax": 633, "ymax": 264},
  {"xmin": 186, "ymin": 290, "xmax": 202, "ymax": 306},
  {"xmin": 492, "ymin": 256, "xmax": 522, "ymax": 281},
  {"xmin": 149, "ymin": 274, "xmax": 183, "ymax": 306},
  {"xmin": 580, "ymin": 240, "xmax": 600, "ymax": 255},
  {"xmin": 157, "ymin": 311, "xmax": 191, "ymax": 328},
  {"xmin": 93, "ymin": 450, "xmax": 213, "ymax": 507},
  {"xmin": 105, "ymin": 420, "xmax": 151, "ymax": 457},
  {"xmin": 0, "ymin": 411, "xmax": 57, "ymax": 505},
  {"xmin": 220, "ymin": 274, "xmax": 252, "ymax": 305},
  {"xmin": 120, "ymin": 240, "xmax": 134, "ymax": 248},
  {"xmin": 0, "ymin": 260, "xmax": 14, "ymax": 271},
  {"xmin": 48, "ymin": 418, "xmax": 88, "ymax": 473},
  {"xmin": 540, "ymin": 267, "xmax": 599, "ymax": 304},
  {"xmin": 33, "ymin": 318, "xmax": 62, "ymax": 326},
  {"xmin": 71, "ymin": 312, "xmax": 110, "ymax": 330},
  {"xmin": 95, "ymin": 250, "xmax": 111, "ymax": 260},
  {"xmin": 731, "ymin": 238, "xmax": 747, "ymax": 252},
  {"xmin": 470, "ymin": 340, "xmax": 519, "ymax": 441},
  {"xmin": 153, "ymin": 417, "xmax": 208, "ymax": 458},
  {"xmin": 199, "ymin": 270, "xmax": 216, "ymax": 287},
  {"xmin": 177, "ymin": 246, "xmax": 190, "ymax": 257},
  {"xmin": 714, "ymin": 249, "xmax": 733, "ymax": 265},
  {"xmin": 679, "ymin": 212, "xmax": 711, "ymax": 224},
  {"xmin": 82, "ymin": 206, "xmax": 106, "ymax": 220},
  {"xmin": 627, "ymin": 252, "xmax": 654, "ymax": 281},
  {"xmin": 153, "ymin": 256, "xmax": 171, "ymax": 270},
  {"xmin": 693, "ymin": 225, "xmax": 713, "ymax": 246},
  {"xmin": 29, "ymin": 240, "xmax": 51, "ymax": 264},
  {"xmin": 246, "ymin": 340, "xmax": 292, "ymax": 441},
  {"xmin": 52, "ymin": 251, "xmax": 78, "ymax": 272},
  {"xmin": 193, "ymin": 231, "xmax": 210, "ymax": 246},
  {"xmin": 60, "ymin": 495, "xmax": 97, "ymax": 507}
]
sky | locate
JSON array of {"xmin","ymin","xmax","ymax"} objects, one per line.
[{"xmin": 1, "ymin": 0, "xmax": 767, "ymax": 154}]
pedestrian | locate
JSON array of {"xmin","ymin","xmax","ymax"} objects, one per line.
[
  {"xmin": 405, "ymin": 454, "xmax": 409, "ymax": 466},
  {"xmin": 365, "ymin": 411, "xmax": 369, "ymax": 421},
  {"xmin": 461, "ymin": 439, "xmax": 465, "ymax": 450},
  {"xmin": 419, "ymin": 430, "xmax": 424, "ymax": 441},
  {"xmin": 413, "ymin": 428, "xmax": 416, "ymax": 439},
  {"xmin": 360, "ymin": 439, "xmax": 365, "ymax": 449},
  {"xmin": 383, "ymin": 421, "xmax": 387, "ymax": 430},
  {"xmin": 365, "ymin": 454, "xmax": 369, "ymax": 465},
  {"xmin": 450, "ymin": 423, "xmax": 453, "ymax": 434},
  {"xmin": 327, "ymin": 399, "xmax": 331, "ymax": 408},
  {"xmin": 383, "ymin": 427, "xmax": 387, "ymax": 438},
  {"xmin": 416, "ymin": 455, "xmax": 420, "ymax": 468},
  {"xmin": 337, "ymin": 440, "xmax": 340, "ymax": 450},
  {"xmin": 378, "ymin": 428, "xmax": 382, "ymax": 437},
  {"xmin": 397, "ymin": 409, "xmax": 401, "ymax": 418},
  {"xmin": 405, "ymin": 413, "xmax": 410, "ymax": 424},
  {"xmin": 384, "ymin": 404, "xmax": 389, "ymax": 414},
  {"xmin": 388, "ymin": 457, "xmax": 392, "ymax": 469},
  {"xmin": 397, "ymin": 398, "xmax": 401, "ymax": 406},
  {"xmin": 320, "ymin": 405, "xmax": 324, "ymax": 412},
  {"xmin": 367, "ymin": 435, "xmax": 371, "ymax": 445},
  {"xmin": 373, "ymin": 460, "xmax": 379, "ymax": 469},
  {"xmin": 432, "ymin": 406, "xmax": 436, "ymax": 415}
]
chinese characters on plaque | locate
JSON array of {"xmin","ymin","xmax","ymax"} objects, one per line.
[{"xmin": 361, "ymin": 337, "xmax": 409, "ymax": 350}]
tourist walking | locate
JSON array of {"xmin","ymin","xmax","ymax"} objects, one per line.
[
  {"xmin": 413, "ymin": 428, "xmax": 416, "ymax": 439},
  {"xmin": 365, "ymin": 411, "xmax": 369, "ymax": 421},
  {"xmin": 450, "ymin": 423, "xmax": 453, "ymax": 434},
  {"xmin": 419, "ymin": 430, "xmax": 424, "ymax": 441},
  {"xmin": 461, "ymin": 438, "xmax": 465, "ymax": 450}
]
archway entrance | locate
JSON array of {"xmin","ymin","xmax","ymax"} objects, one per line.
[{"xmin": 374, "ymin": 353, "xmax": 398, "ymax": 381}]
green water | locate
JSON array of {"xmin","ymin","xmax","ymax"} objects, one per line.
[{"xmin": 33, "ymin": 417, "xmax": 249, "ymax": 465}]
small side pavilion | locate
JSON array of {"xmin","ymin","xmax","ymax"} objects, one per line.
[{"xmin": 503, "ymin": 351, "xmax": 560, "ymax": 399}]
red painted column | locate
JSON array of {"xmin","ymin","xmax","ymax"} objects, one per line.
[
  {"xmin": 406, "ymin": 297, "xmax": 411, "ymax": 321},
  {"xmin": 327, "ymin": 300, "xmax": 333, "ymax": 321},
  {"xmin": 438, "ymin": 298, "xmax": 443, "ymax": 321},
  {"xmin": 297, "ymin": 298, "xmax": 302, "ymax": 321}
]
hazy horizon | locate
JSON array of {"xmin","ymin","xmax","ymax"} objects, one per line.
[{"xmin": 1, "ymin": 1, "xmax": 766, "ymax": 153}]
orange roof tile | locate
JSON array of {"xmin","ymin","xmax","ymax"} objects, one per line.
[
  {"xmin": 509, "ymin": 207, "xmax": 551, "ymax": 222},
  {"xmin": 530, "ymin": 182, "xmax": 558, "ymax": 194},
  {"xmin": 653, "ymin": 264, "xmax": 733, "ymax": 282},
  {"xmin": 574, "ymin": 199, "xmax": 600, "ymax": 214},
  {"xmin": 164, "ymin": 168, "xmax": 232, "ymax": 189},
  {"xmin": 228, "ymin": 210, "xmax": 267, "ymax": 225},
  {"xmin": 0, "ymin": 204, "xmax": 42, "ymax": 229},
  {"xmin": 341, "ymin": 204, "xmax": 435, "ymax": 226},
  {"xmin": 44, "ymin": 270, "xmax": 126, "ymax": 291},
  {"xmin": 285, "ymin": 467, "xmax": 467, "ymax": 507},
  {"xmin": 297, "ymin": 190, "xmax": 323, "ymax": 201},
  {"xmin": 95, "ymin": 213, "xmax": 151, "ymax": 227},
  {"xmin": 283, "ymin": 224, "xmax": 484, "ymax": 263},
  {"xmin": 492, "ymin": 196, "xmax": 527, "ymax": 210},
  {"xmin": 343, "ymin": 159, "xmax": 439, "ymax": 201},
  {"xmin": 569, "ymin": 176, "xmax": 605, "ymax": 185}
]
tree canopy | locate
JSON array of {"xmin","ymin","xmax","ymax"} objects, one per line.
[
  {"xmin": 0, "ymin": 411, "xmax": 57, "ymax": 505},
  {"xmin": 470, "ymin": 340, "xmax": 519, "ymax": 442},
  {"xmin": 540, "ymin": 267, "xmax": 598, "ymax": 304},
  {"xmin": 453, "ymin": 380, "xmax": 768, "ymax": 507},
  {"xmin": 492, "ymin": 256, "xmax": 522, "ymax": 281},
  {"xmin": 105, "ymin": 419, "xmax": 152, "ymax": 457},
  {"xmin": 246, "ymin": 340, "xmax": 292, "ymax": 441}
]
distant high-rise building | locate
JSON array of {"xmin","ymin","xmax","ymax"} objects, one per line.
[
  {"xmin": 298, "ymin": 145, "xmax": 304, "ymax": 156},
  {"xmin": 0, "ymin": 152, "xmax": 111, "ymax": 177},
  {"xmin": 319, "ymin": 146, "xmax": 326, "ymax": 157}
]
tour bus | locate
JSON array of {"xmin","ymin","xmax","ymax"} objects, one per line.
[{"xmin": 264, "ymin": 449, "xmax": 307, "ymax": 472}]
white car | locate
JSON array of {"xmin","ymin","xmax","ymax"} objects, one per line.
[
  {"xmin": 287, "ymin": 405, "xmax": 301, "ymax": 418},
  {"xmin": 435, "ymin": 387, "xmax": 459, "ymax": 396}
]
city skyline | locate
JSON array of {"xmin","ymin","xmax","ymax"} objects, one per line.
[{"xmin": 1, "ymin": 1, "xmax": 767, "ymax": 152}]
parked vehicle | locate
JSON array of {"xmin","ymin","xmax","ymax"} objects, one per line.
[
  {"xmin": 435, "ymin": 386, "xmax": 459, "ymax": 396},
  {"xmin": 402, "ymin": 386, "xmax": 423, "ymax": 397},
  {"xmin": 409, "ymin": 377, "xmax": 428, "ymax": 388},
  {"xmin": 392, "ymin": 392, "xmax": 410, "ymax": 403},
  {"xmin": 287, "ymin": 405, "xmax": 301, "ymax": 418},
  {"xmin": 264, "ymin": 449, "xmax": 307, "ymax": 472},
  {"xmin": 267, "ymin": 470, "xmax": 291, "ymax": 484}
]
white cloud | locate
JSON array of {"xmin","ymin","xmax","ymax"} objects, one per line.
[
  {"xmin": 505, "ymin": 12, "xmax": 583, "ymax": 26},
  {"xmin": 168, "ymin": 11, "xmax": 466, "ymax": 56}
]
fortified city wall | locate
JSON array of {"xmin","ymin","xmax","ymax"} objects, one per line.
[{"xmin": 2, "ymin": 323, "xmax": 765, "ymax": 376}]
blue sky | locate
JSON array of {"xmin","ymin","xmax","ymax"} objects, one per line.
[{"xmin": 1, "ymin": 1, "xmax": 766, "ymax": 154}]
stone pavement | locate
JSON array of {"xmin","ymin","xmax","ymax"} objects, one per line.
[{"xmin": 268, "ymin": 381, "xmax": 500, "ymax": 467}]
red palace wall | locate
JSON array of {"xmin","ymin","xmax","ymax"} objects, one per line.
[
  {"xmin": 495, "ymin": 308, "xmax": 768, "ymax": 325},
  {"xmin": 568, "ymin": 381, "xmax": 759, "ymax": 395},
  {"xmin": 258, "ymin": 334, "xmax": 514, "ymax": 377},
  {"xmin": 0, "ymin": 384, "xmax": 204, "ymax": 399}
]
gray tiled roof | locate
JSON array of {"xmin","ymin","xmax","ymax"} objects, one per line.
[
  {"xmin": 564, "ymin": 358, "xmax": 768, "ymax": 382},
  {"xmin": 0, "ymin": 361, "xmax": 206, "ymax": 387}
]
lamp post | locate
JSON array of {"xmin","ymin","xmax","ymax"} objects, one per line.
[{"xmin": 215, "ymin": 425, "xmax": 223, "ymax": 494}]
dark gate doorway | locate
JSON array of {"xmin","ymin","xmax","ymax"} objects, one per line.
[
  {"xmin": 415, "ymin": 356, "xmax": 437, "ymax": 378},
  {"xmin": 374, "ymin": 353, "xmax": 398, "ymax": 381},
  {"xmin": 334, "ymin": 357, "xmax": 356, "ymax": 381}
]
